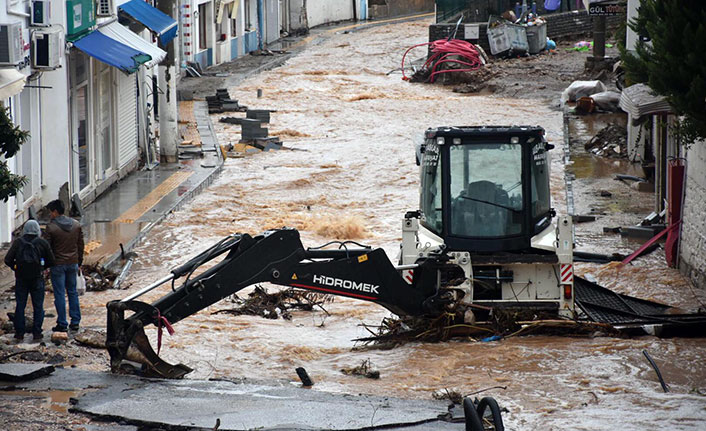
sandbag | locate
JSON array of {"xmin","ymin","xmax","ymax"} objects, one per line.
[
  {"xmin": 590, "ymin": 91, "xmax": 622, "ymax": 112},
  {"xmin": 561, "ymin": 80, "xmax": 607, "ymax": 105}
]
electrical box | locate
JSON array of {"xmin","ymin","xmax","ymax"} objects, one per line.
[
  {"xmin": 32, "ymin": 27, "xmax": 63, "ymax": 70},
  {"xmin": 65, "ymin": 0, "xmax": 96, "ymax": 42},
  {"xmin": 96, "ymin": 0, "xmax": 114, "ymax": 17},
  {"xmin": 0, "ymin": 22, "xmax": 24, "ymax": 65},
  {"xmin": 31, "ymin": 0, "xmax": 52, "ymax": 26}
]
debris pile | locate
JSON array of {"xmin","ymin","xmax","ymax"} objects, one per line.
[
  {"xmin": 432, "ymin": 389, "xmax": 464, "ymax": 404},
  {"xmin": 452, "ymin": 66, "xmax": 498, "ymax": 93},
  {"xmin": 584, "ymin": 124, "xmax": 628, "ymax": 158},
  {"xmin": 213, "ymin": 286, "xmax": 334, "ymax": 320},
  {"xmin": 80, "ymin": 263, "xmax": 120, "ymax": 291},
  {"xmin": 356, "ymin": 309, "xmax": 616, "ymax": 347},
  {"xmin": 402, "ymin": 39, "xmax": 484, "ymax": 84},
  {"xmin": 340, "ymin": 359, "xmax": 380, "ymax": 379}
]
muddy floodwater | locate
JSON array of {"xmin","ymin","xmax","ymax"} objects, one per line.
[{"xmin": 79, "ymin": 20, "xmax": 706, "ymax": 430}]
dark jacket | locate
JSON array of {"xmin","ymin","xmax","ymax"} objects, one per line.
[
  {"xmin": 4, "ymin": 234, "xmax": 55, "ymax": 278},
  {"xmin": 44, "ymin": 216, "xmax": 84, "ymax": 266}
]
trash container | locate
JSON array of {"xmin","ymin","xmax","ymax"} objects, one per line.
[
  {"xmin": 526, "ymin": 21, "xmax": 547, "ymax": 54},
  {"xmin": 487, "ymin": 16, "xmax": 529, "ymax": 57}
]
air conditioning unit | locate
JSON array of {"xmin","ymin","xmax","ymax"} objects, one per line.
[
  {"xmin": 31, "ymin": 0, "xmax": 52, "ymax": 26},
  {"xmin": 0, "ymin": 22, "xmax": 23, "ymax": 65},
  {"xmin": 96, "ymin": 0, "xmax": 114, "ymax": 17},
  {"xmin": 31, "ymin": 27, "xmax": 63, "ymax": 70}
]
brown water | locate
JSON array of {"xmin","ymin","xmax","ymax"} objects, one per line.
[
  {"xmin": 78, "ymin": 20, "xmax": 706, "ymax": 430},
  {"xmin": 0, "ymin": 389, "xmax": 80, "ymax": 413}
]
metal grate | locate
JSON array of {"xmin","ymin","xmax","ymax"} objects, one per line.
[{"xmin": 575, "ymin": 277, "xmax": 672, "ymax": 325}]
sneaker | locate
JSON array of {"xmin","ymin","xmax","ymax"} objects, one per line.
[
  {"xmin": 52, "ymin": 325, "xmax": 68, "ymax": 332},
  {"xmin": 13, "ymin": 333, "xmax": 24, "ymax": 340},
  {"xmin": 69, "ymin": 324, "xmax": 80, "ymax": 331},
  {"xmin": 33, "ymin": 333, "xmax": 43, "ymax": 341}
]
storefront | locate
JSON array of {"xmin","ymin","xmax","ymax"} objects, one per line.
[{"xmin": 67, "ymin": 18, "xmax": 167, "ymax": 203}]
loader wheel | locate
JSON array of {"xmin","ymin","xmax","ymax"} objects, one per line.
[
  {"xmin": 476, "ymin": 396, "xmax": 504, "ymax": 431},
  {"xmin": 463, "ymin": 397, "xmax": 484, "ymax": 431}
]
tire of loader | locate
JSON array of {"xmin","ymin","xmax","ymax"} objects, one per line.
[
  {"xmin": 476, "ymin": 397, "xmax": 504, "ymax": 431},
  {"xmin": 463, "ymin": 398, "xmax": 484, "ymax": 431}
]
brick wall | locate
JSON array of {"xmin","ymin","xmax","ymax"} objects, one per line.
[
  {"xmin": 429, "ymin": 9, "xmax": 625, "ymax": 53},
  {"xmin": 679, "ymin": 141, "xmax": 706, "ymax": 288}
]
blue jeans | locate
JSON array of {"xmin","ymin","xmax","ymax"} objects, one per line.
[
  {"xmin": 14, "ymin": 276, "xmax": 45, "ymax": 336},
  {"xmin": 51, "ymin": 264, "xmax": 81, "ymax": 328}
]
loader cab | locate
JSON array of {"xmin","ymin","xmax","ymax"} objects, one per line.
[{"xmin": 418, "ymin": 126, "xmax": 553, "ymax": 253}]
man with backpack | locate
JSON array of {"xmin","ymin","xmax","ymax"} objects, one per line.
[
  {"xmin": 45, "ymin": 200, "xmax": 84, "ymax": 333},
  {"xmin": 4, "ymin": 220, "xmax": 55, "ymax": 341}
]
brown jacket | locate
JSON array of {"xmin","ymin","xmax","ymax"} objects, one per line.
[{"xmin": 44, "ymin": 216, "xmax": 84, "ymax": 266}]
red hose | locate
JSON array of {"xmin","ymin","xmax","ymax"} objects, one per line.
[{"xmin": 402, "ymin": 39, "xmax": 483, "ymax": 83}]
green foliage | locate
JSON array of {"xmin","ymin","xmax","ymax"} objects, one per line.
[
  {"xmin": 620, "ymin": 0, "xmax": 706, "ymax": 142},
  {"xmin": 0, "ymin": 106, "xmax": 29, "ymax": 202}
]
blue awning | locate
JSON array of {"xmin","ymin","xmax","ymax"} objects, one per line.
[
  {"xmin": 73, "ymin": 31, "xmax": 151, "ymax": 74},
  {"xmin": 119, "ymin": 0, "xmax": 178, "ymax": 45}
]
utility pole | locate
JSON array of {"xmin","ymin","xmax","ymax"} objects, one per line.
[
  {"xmin": 156, "ymin": 0, "xmax": 179, "ymax": 163},
  {"xmin": 592, "ymin": 15, "xmax": 606, "ymax": 60}
]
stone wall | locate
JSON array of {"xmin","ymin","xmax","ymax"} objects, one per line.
[
  {"xmin": 679, "ymin": 141, "xmax": 706, "ymax": 288},
  {"xmin": 429, "ymin": 9, "xmax": 625, "ymax": 52}
]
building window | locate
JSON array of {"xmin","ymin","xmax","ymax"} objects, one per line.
[
  {"xmin": 231, "ymin": 17, "xmax": 237, "ymax": 37},
  {"xmin": 199, "ymin": 3, "xmax": 207, "ymax": 50}
]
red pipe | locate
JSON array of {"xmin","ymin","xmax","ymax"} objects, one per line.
[{"xmin": 402, "ymin": 39, "xmax": 483, "ymax": 83}]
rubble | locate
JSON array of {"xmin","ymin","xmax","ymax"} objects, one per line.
[
  {"xmin": 584, "ymin": 124, "xmax": 628, "ymax": 158},
  {"xmin": 340, "ymin": 359, "xmax": 380, "ymax": 379},
  {"xmin": 80, "ymin": 263, "xmax": 120, "ymax": 291},
  {"xmin": 212, "ymin": 286, "xmax": 334, "ymax": 320}
]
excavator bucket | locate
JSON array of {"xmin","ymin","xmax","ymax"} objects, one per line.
[{"xmin": 106, "ymin": 299, "xmax": 193, "ymax": 379}]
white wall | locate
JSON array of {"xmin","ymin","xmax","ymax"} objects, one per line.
[
  {"xmin": 265, "ymin": 0, "xmax": 279, "ymax": 43},
  {"xmin": 40, "ymin": 0, "xmax": 71, "ymax": 207},
  {"xmin": 0, "ymin": 0, "xmax": 70, "ymax": 242},
  {"xmin": 680, "ymin": 140, "xmax": 706, "ymax": 288},
  {"xmin": 306, "ymin": 0, "xmax": 354, "ymax": 28}
]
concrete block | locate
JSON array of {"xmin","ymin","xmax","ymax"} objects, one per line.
[{"xmin": 631, "ymin": 181, "xmax": 655, "ymax": 192}]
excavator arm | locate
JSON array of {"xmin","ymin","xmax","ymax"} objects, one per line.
[{"xmin": 106, "ymin": 228, "xmax": 465, "ymax": 378}]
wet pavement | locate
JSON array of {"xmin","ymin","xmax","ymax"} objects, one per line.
[
  {"xmin": 80, "ymin": 101, "xmax": 224, "ymax": 269},
  {"xmin": 2, "ymin": 367, "xmax": 461, "ymax": 430}
]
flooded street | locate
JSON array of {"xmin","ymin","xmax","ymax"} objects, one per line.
[{"xmin": 77, "ymin": 19, "xmax": 706, "ymax": 430}]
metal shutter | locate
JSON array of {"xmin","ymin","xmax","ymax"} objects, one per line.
[{"xmin": 116, "ymin": 72, "xmax": 138, "ymax": 168}]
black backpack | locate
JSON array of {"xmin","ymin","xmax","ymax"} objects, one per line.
[{"xmin": 16, "ymin": 237, "xmax": 43, "ymax": 279}]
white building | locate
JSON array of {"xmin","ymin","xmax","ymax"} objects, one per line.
[
  {"xmin": 0, "ymin": 0, "xmax": 177, "ymax": 243},
  {"xmin": 182, "ymin": 0, "xmax": 369, "ymax": 69}
]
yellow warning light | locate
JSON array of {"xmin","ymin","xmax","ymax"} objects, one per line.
[
  {"xmin": 358, "ymin": 254, "xmax": 368, "ymax": 263},
  {"xmin": 292, "ymin": 274, "xmax": 298, "ymax": 280}
]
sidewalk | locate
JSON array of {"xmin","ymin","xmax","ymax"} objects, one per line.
[{"xmin": 80, "ymin": 100, "xmax": 223, "ymax": 270}]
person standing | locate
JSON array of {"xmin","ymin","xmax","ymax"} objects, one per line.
[
  {"xmin": 4, "ymin": 220, "xmax": 55, "ymax": 341},
  {"xmin": 45, "ymin": 200, "xmax": 84, "ymax": 332}
]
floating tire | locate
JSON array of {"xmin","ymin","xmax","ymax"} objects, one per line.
[
  {"xmin": 463, "ymin": 397, "xmax": 484, "ymax": 431},
  {"xmin": 476, "ymin": 396, "xmax": 504, "ymax": 431}
]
